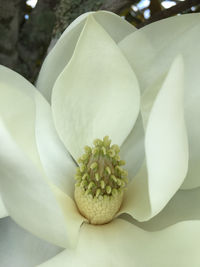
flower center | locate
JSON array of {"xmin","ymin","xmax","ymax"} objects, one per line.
[{"xmin": 74, "ymin": 136, "xmax": 128, "ymax": 224}]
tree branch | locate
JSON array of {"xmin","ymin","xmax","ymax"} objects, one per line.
[
  {"xmin": 138, "ymin": 0, "xmax": 200, "ymax": 28},
  {"xmin": 100, "ymin": 0, "xmax": 135, "ymax": 13}
]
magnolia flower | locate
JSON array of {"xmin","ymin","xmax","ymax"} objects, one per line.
[{"xmin": 0, "ymin": 10, "xmax": 200, "ymax": 267}]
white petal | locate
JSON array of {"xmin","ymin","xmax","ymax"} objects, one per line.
[
  {"xmin": 0, "ymin": 67, "xmax": 84, "ymax": 247},
  {"xmin": 38, "ymin": 249, "xmax": 77, "ymax": 267},
  {"xmin": 0, "ymin": 65, "xmax": 76, "ymax": 197},
  {"xmin": 133, "ymin": 187, "xmax": 200, "ymax": 231},
  {"xmin": 120, "ymin": 164, "xmax": 151, "ymax": 220},
  {"xmin": 0, "ymin": 195, "xmax": 8, "ymax": 218},
  {"xmin": 141, "ymin": 74, "xmax": 166, "ymax": 129},
  {"xmin": 50, "ymin": 183, "xmax": 87, "ymax": 240},
  {"xmin": 39, "ymin": 219, "xmax": 200, "ymax": 267},
  {"xmin": 34, "ymin": 91, "xmax": 77, "ymax": 198},
  {"xmin": 120, "ymin": 114, "xmax": 145, "ymax": 180},
  {"xmin": 0, "ymin": 217, "xmax": 62, "ymax": 267},
  {"xmin": 119, "ymin": 13, "xmax": 200, "ymax": 189},
  {"xmin": 119, "ymin": 56, "xmax": 188, "ymax": 221},
  {"xmin": 0, "ymin": 120, "xmax": 83, "ymax": 248},
  {"xmin": 52, "ymin": 15, "xmax": 140, "ymax": 160},
  {"xmin": 37, "ymin": 11, "xmax": 136, "ymax": 102},
  {"xmin": 0, "ymin": 65, "xmax": 42, "ymax": 170},
  {"xmin": 145, "ymin": 55, "xmax": 188, "ymax": 216}
]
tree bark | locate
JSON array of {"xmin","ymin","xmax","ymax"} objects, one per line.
[
  {"xmin": 17, "ymin": 0, "xmax": 60, "ymax": 82},
  {"xmin": 0, "ymin": 0, "xmax": 25, "ymax": 69},
  {"xmin": 100, "ymin": 0, "xmax": 135, "ymax": 14}
]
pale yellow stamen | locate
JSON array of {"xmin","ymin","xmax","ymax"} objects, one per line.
[{"xmin": 74, "ymin": 136, "xmax": 128, "ymax": 225}]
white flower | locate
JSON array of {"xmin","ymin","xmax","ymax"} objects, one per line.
[{"xmin": 0, "ymin": 11, "xmax": 200, "ymax": 267}]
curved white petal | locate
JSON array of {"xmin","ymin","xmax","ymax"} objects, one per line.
[
  {"xmin": 0, "ymin": 65, "xmax": 42, "ymax": 170},
  {"xmin": 34, "ymin": 91, "xmax": 77, "ymax": 198},
  {"xmin": 119, "ymin": 13, "xmax": 200, "ymax": 189},
  {"xmin": 37, "ymin": 11, "xmax": 136, "ymax": 102},
  {"xmin": 0, "ymin": 217, "xmax": 62, "ymax": 267},
  {"xmin": 50, "ymin": 183, "xmax": 87, "ymax": 238},
  {"xmin": 38, "ymin": 249, "xmax": 77, "ymax": 267},
  {"xmin": 39, "ymin": 219, "xmax": 200, "ymax": 267},
  {"xmin": 141, "ymin": 74, "xmax": 166, "ymax": 129},
  {"xmin": 120, "ymin": 114, "xmax": 145, "ymax": 180},
  {"xmin": 132, "ymin": 187, "xmax": 200, "ymax": 231},
  {"xmin": 0, "ymin": 120, "xmax": 83, "ymax": 248},
  {"xmin": 0, "ymin": 65, "xmax": 76, "ymax": 197},
  {"xmin": 119, "ymin": 56, "xmax": 188, "ymax": 221},
  {"xmin": 52, "ymin": 15, "xmax": 140, "ymax": 160},
  {"xmin": 0, "ymin": 66, "xmax": 84, "ymax": 247},
  {"xmin": 145, "ymin": 55, "xmax": 188, "ymax": 216},
  {"xmin": 0, "ymin": 194, "xmax": 8, "ymax": 218},
  {"xmin": 120, "ymin": 164, "xmax": 151, "ymax": 220}
]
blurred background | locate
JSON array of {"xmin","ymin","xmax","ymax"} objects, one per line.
[{"xmin": 0, "ymin": 0, "xmax": 199, "ymax": 83}]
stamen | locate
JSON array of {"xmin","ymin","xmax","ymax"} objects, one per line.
[{"xmin": 74, "ymin": 136, "xmax": 128, "ymax": 225}]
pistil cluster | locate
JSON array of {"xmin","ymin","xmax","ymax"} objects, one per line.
[{"xmin": 74, "ymin": 136, "xmax": 128, "ymax": 224}]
